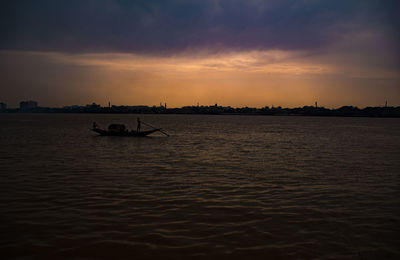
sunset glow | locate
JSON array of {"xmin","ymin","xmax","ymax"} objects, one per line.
[{"xmin": 0, "ymin": 0, "xmax": 399, "ymax": 108}]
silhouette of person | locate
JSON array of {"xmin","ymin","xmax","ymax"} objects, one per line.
[
  {"xmin": 137, "ymin": 117, "xmax": 141, "ymax": 132},
  {"xmin": 93, "ymin": 122, "xmax": 97, "ymax": 129}
]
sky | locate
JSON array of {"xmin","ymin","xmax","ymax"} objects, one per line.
[{"xmin": 0, "ymin": 0, "xmax": 399, "ymax": 108}]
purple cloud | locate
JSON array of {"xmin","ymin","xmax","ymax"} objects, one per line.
[{"xmin": 1, "ymin": 0, "xmax": 398, "ymax": 54}]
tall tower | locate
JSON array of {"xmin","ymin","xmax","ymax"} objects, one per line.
[{"xmin": 315, "ymin": 101, "xmax": 318, "ymax": 108}]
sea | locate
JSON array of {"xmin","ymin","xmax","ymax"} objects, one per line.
[{"xmin": 0, "ymin": 113, "xmax": 399, "ymax": 259}]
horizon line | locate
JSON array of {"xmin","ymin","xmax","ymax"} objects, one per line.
[{"xmin": 1, "ymin": 101, "xmax": 397, "ymax": 110}]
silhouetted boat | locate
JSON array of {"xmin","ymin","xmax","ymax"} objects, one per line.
[{"xmin": 91, "ymin": 123, "xmax": 162, "ymax": 137}]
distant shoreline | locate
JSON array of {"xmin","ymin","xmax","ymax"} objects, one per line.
[{"xmin": 1, "ymin": 105, "xmax": 400, "ymax": 118}]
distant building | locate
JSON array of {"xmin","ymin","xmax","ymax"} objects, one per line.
[
  {"xmin": 0, "ymin": 102, "xmax": 6, "ymax": 111},
  {"xmin": 20, "ymin": 100, "xmax": 38, "ymax": 109},
  {"xmin": 86, "ymin": 102, "xmax": 100, "ymax": 108}
]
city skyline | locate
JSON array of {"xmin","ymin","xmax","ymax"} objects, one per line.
[
  {"xmin": 0, "ymin": 98, "xmax": 396, "ymax": 110},
  {"xmin": 1, "ymin": 0, "xmax": 399, "ymax": 108}
]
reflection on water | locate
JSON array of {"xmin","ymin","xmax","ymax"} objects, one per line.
[{"xmin": 0, "ymin": 114, "xmax": 399, "ymax": 259}]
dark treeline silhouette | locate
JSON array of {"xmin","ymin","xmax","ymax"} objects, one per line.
[{"xmin": 1, "ymin": 103, "xmax": 400, "ymax": 117}]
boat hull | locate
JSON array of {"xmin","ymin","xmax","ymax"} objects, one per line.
[{"xmin": 92, "ymin": 128, "xmax": 160, "ymax": 137}]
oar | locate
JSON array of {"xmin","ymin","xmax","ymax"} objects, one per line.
[{"xmin": 142, "ymin": 121, "xmax": 170, "ymax": 137}]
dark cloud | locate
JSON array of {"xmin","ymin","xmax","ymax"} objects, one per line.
[{"xmin": 0, "ymin": 0, "xmax": 399, "ymax": 54}]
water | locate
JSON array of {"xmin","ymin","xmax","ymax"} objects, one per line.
[{"xmin": 0, "ymin": 114, "xmax": 399, "ymax": 259}]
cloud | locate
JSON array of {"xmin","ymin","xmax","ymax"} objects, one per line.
[
  {"xmin": 1, "ymin": 1, "xmax": 398, "ymax": 108},
  {"xmin": 1, "ymin": 0, "xmax": 398, "ymax": 55},
  {"xmin": 14, "ymin": 49, "xmax": 333, "ymax": 75}
]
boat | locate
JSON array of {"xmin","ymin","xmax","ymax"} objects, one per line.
[{"xmin": 91, "ymin": 123, "xmax": 163, "ymax": 137}]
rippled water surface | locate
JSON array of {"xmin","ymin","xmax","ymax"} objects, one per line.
[{"xmin": 1, "ymin": 114, "xmax": 399, "ymax": 259}]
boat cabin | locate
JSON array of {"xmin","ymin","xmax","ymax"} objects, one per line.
[{"xmin": 108, "ymin": 124, "xmax": 126, "ymax": 133}]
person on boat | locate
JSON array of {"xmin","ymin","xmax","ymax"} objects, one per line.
[
  {"xmin": 137, "ymin": 117, "xmax": 141, "ymax": 132},
  {"xmin": 92, "ymin": 122, "xmax": 97, "ymax": 129}
]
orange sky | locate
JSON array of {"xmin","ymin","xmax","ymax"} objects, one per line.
[{"xmin": 1, "ymin": 44, "xmax": 399, "ymax": 108}]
